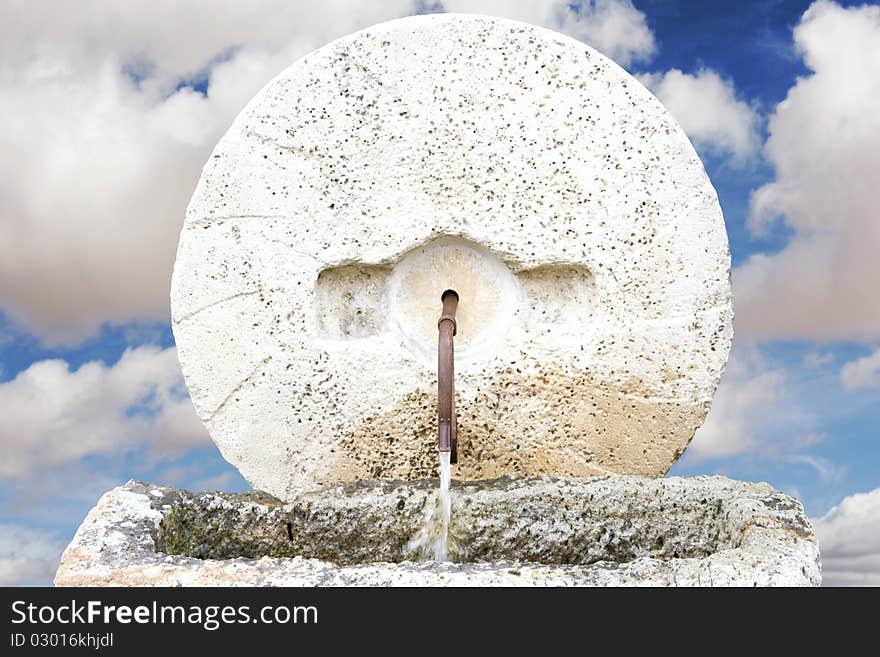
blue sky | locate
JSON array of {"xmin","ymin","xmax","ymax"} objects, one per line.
[{"xmin": 0, "ymin": 0, "xmax": 878, "ymax": 586}]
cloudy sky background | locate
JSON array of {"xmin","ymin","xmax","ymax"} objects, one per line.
[{"xmin": 0, "ymin": 0, "xmax": 878, "ymax": 586}]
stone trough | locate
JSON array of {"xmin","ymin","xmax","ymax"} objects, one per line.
[{"xmin": 56, "ymin": 476, "xmax": 820, "ymax": 586}]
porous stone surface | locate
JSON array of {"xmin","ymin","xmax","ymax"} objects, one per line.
[
  {"xmin": 56, "ymin": 476, "xmax": 820, "ymax": 587},
  {"xmin": 170, "ymin": 14, "xmax": 733, "ymax": 500}
]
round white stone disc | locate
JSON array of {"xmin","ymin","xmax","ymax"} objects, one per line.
[{"xmin": 171, "ymin": 14, "xmax": 733, "ymax": 500}]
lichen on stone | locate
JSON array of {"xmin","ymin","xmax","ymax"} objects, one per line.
[{"xmin": 56, "ymin": 475, "xmax": 818, "ymax": 587}]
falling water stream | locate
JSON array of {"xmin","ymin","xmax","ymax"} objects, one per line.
[
  {"xmin": 406, "ymin": 451, "xmax": 452, "ymax": 561},
  {"xmin": 436, "ymin": 450, "xmax": 452, "ymax": 561}
]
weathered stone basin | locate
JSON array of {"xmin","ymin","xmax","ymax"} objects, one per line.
[{"xmin": 55, "ymin": 475, "xmax": 820, "ymax": 586}]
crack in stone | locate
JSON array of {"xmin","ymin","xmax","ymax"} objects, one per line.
[
  {"xmin": 173, "ymin": 289, "xmax": 262, "ymax": 324},
  {"xmin": 265, "ymin": 237, "xmax": 322, "ymax": 263},
  {"xmin": 246, "ymin": 130, "xmax": 327, "ymax": 161},
  {"xmin": 206, "ymin": 356, "xmax": 273, "ymax": 421}
]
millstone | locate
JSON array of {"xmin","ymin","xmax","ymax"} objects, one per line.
[{"xmin": 171, "ymin": 14, "xmax": 733, "ymax": 500}]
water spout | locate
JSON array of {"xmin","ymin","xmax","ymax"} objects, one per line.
[
  {"xmin": 438, "ymin": 289, "xmax": 459, "ymax": 463},
  {"xmin": 431, "ymin": 288, "xmax": 459, "ymax": 561}
]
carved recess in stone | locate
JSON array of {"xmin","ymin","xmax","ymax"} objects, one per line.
[
  {"xmin": 54, "ymin": 477, "xmax": 820, "ymax": 587},
  {"xmin": 171, "ymin": 14, "xmax": 733, "ymax": 500}
]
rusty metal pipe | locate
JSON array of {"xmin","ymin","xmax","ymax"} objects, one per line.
[{"xmin": 438, "ymin": 289, "xmax": 459, "ymax": 464}]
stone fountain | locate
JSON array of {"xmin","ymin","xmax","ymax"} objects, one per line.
[{"xmin": 55, "ymin": 14, "xmax": 820, "ymax": 587}]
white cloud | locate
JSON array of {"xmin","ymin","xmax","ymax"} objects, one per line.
[
  {"xmin": 688, "ymin": 349, "xmax": 786, "ymax": 460},
  {"xmin": 687, "ymin": 343, "xmax": 824, "ymax": 462},
  {"xmin": 840, "ymin": 347, "xmax": 880, "ymax": 390},
  {"xmin": 803, "ymin": 350, "xmax": 834, "ymax": 368},
  {"xmin": 0, "ymin": 524, "xmax": 67, "ymax": 586},
  {"xmin": 0, "ymin": 1, "xmax": 415, "ymax": 85},
  {"xmin": 0, "ymin": 1, "xmax": 416, "ymax": 344},
  {"xmin": 552, "ymin": 0, "xmax": 655, "ymax": 66},
  {"xmin": 784, "ymin": 453, "xmax": 844, "ymax": 484},
  {"xmin": 639, "ymin": 68, "xmax": 761, "ymax": 164},
  {"xmin": 0, "ymin": 345, "xmax": 208, "ymax": 480},
  {"xmin": 735, "ymin": 1, "xmax": 880, "ymax": 341},
  {"xmin": 442, "ymin": 0, "xmax": 655, "ymax": 66},
  {"xmin": 812, "ymin": 487, "xmax": 880, "ymax": 586}
]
